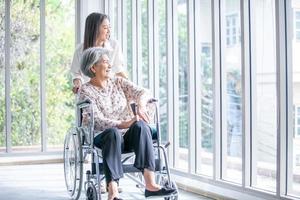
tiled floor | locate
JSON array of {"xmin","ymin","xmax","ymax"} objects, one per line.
[{"xmin": 0, "ymin": 163, "xmax": 212, "ymax": 200}]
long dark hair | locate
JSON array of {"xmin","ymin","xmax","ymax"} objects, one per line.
[{"xmin": 83, "ymin": 13, "xmax": 109, "ymax": 50}]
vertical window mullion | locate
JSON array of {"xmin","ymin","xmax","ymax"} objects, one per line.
[
  {"xmin": 275, "ymin": 0, "xmax": 288, "ymax": 197},
  {"xmin": 148, "ymin": 0, "xmax": 154, "ymax": 93},
  {"xmin": 4, "ymin": 0, "xmax": 11, "ymax": 153},
  {"xmin": 104, "ymin": 0, "xmax": 109, "ymax": 14},
  {"xmin": 108, "ymin": 0, "xmax": 114, "ymax": 36},
  {"xmin": 131, "ymin": 0, "xmax": 137, "ymax": 83},
  {"xmin": 187, "ymin": 0, "xmax": 196, "ymax": 174},
  {"xmin": 117, "ymin": 0, "xmax": 122, "ymax": 43},
  {"xmin": 40, "ymin": 0, "xmax": 46, "ymax": 152},
  {"xmin": 212, "ymin": 0, "xmax": 221, "ymax": 180},
  {"xmin": 172, "ymin": 0, "xmax": 179, "ymax": 169},
  {"xmin": 166, "ymin": 0, "xmax": 174, "ymax": 167},
  {"xmin": 220, "ymin": 0, "xmax": 228, "ymax": 181},
  {"xmin": 75, "ymin": 0, "xmax": 82, "ymax": 45},
  {"xmin": 286, "ymin": 0, "xmax": 294, "ymax": 195},
  {"xmin": 136, "ymin": 0, "xmax": 142, "ymax": 86},
  {"xmin": 153, "ymin": 0, "xmax": 159, "ymax": 99},
  {"xmin": 121, "ymin": 0, "xmax": 127, "ymax": 70},
  {"xmin": 241, "ymin": 0, "xmax": 251, "ymax": 188},
  {"xmin": 194, "ymin": 0, "xmax": 202, "ymax": 174}
]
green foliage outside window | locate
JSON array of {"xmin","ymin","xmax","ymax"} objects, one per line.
[{"xmin": 0, "ymin": 0, "xmax": 75, "ymax": 148}]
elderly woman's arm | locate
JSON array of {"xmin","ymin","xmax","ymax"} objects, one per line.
[
  {"xmin": 118, "ymin": 78, "xmax": 151, "ymax": 123},
  {"xmin": 79, "ymin": 87, "xmax": 136, "ymax": 131},
  {"xmin": 82, "ymin": 102, "xmax": 136, "ymax": 130},
  {"xmin": 118, "ymin": 78, "xmax": 151, "ymax": 105}
]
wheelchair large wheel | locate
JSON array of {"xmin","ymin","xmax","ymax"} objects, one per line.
[{"xmin": 64, "ymin": 128, "xmax": 83, "ymax": 200}]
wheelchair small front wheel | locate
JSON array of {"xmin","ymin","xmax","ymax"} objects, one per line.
[
  {"xmin": 163, "ymin": 180, "xmax": 179, "ymax": 200},
  {"xmin": 164, "ymin": 196, "xmax": 178, "ymax": 200},
  {"xmin": 64, "ymin": 128, "xmax": 83, "ymax": 200},
  {"xmin": 86, "ymin": 183, "xmax": 98, "ymax": 200}
]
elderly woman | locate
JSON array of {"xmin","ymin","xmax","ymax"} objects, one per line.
[{"xmin": 79, "ymin": 47, "xmax": 176, "ymax": 200}]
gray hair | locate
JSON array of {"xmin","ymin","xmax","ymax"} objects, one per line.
[{"xmin": 80, "ymin": 47, "xmax": 110, "ymax": 78}]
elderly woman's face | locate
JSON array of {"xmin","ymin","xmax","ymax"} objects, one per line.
[
  {"xmin": 93, "ymin": 54, "xmax": 111, "ymax": 79},
  {"xmin": 98, "ymin": 18, "xmax": 111, "ymax": 42}
]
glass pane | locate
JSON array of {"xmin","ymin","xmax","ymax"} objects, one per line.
[
  {"xmin": 11, "ymin": 1, "xmax": 41, "ymax": 152},
  {"xmin": 221, "ymin": 0, "xmax": 242, "ymax": 184},
  {"xmin": 0, "ymin": 1, "xmax": 4, "ymax": 153},
  {"xmin": 141, "ymin": 0, "xmax": 149, "ymax": 88},
  {"xmin": 45, "ymin": 0, "xmax": 75, "ymax": 151},
  {"xmin": 296, "ymin": 11, "xmax": 300, "ymax": 19},
  {"xmin": 113, "ymin": 0, "xmax": 118, "ymax": 40},
  {"xmin": 251, "ymin": 0, "xmax": 277, "ymax": 191},
  {"xmin": 177, "ymin": 0, "xmax": 189, "ymax": 171},
  {"xmin": 296, "ymin": 31, "xmax": 300, "ymax": 40},
  {"xmin": 158, "ymin": 0, "xmax": 168, "ymax": 143},
  {"xmin": 127, "ymin": 0, "xmax": 133, "ymax": 80},
  {"xmin": 197, "ymin": 0, "xmax": 213, "ymax": 177}
]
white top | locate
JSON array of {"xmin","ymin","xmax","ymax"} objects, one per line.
[{"xmin": 70, "ymin": 39, "xmax": 125, "ymax": 83}]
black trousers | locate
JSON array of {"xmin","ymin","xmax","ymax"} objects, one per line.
[{"xmin": 93, "ymin": 120, "xmax": 155, "ymax": 185}]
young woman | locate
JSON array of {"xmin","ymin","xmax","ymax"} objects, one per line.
[{"xmin": 70, "ymin": 12, "xmax": 127, "ymax": 93}]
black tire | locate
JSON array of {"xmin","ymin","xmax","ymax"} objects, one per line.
[
  {"xmin": 86, "ymin": 183, "xmax": 98, "ymax": 200},
  {"xmin": 64, "ymin": 128, "xmax": 83, "ymax": 200}
]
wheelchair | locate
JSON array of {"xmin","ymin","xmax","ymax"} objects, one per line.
[{"xmin": 63, "ymin": 98, "xmax": 178, "ymax": 200}]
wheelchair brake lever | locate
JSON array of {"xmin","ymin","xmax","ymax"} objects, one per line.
[
  {"xmin": 130, "ymin": 103, "xmax": 138, "ymax": 115},
  {"xmin": 164, "ymin": 141, "xmax": 171, "ymax": 148}
]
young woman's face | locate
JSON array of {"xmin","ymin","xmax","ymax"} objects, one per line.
[{"xmin": 98, "ymin": 18, "xmax": 111, "ymax": 43}]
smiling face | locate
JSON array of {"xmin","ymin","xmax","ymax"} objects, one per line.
[
  {"xmin": 97, "ymin": 18, "xmax": 111, "ymax": 44},
  {"xmin": 91, "ymin": 54, "xmax": 111, "ymax": 80}
]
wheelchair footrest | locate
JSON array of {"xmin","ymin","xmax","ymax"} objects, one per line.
[{"xmin": 91, "ymin": 159, "xmax": 162, "ymax": 174}]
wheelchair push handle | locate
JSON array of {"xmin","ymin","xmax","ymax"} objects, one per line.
[{"xmin": 76, "ymin": 98, "xmax": 92, "ymax": 109}]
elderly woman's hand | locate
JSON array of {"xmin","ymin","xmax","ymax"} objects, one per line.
[
  {"xmin": 137, "ymin": 106, "xmax": 150, "ymax": 124},
  {"xmin": 72, "ymin": 78, "xmax": 82, "ymax": 94},
  {"xmin": 117, "ymin": 117, "xmax": 138, "ymax": 129}
]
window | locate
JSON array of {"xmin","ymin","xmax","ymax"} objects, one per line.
[
  {"xmin": 221, "ymin": 0, "xmax": 242, "ymax": 184},
  {"xmin": 295, "ymin": 10, "xmax": 300, "ymax": 41},
  {"xmin": 226, "ymin": 14, "xmax": 240, "ymax": 46},
  {"xmin": 1, "ymin": 1, "xmax": 75, "ymax": 153},
  {"xmin": 250, "ymin": 0, "xmax": 277, "ymax": 192}
]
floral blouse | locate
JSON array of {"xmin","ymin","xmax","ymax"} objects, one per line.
[{"xmin": 79, "ymin": 77, "xmax": 151, "ymax": 135}]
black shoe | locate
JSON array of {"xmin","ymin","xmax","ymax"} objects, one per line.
[{"xmin": 145, "ymin": 187, "xmax": 177, "ymax": 198}]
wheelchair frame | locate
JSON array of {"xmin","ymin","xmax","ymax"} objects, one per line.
[{"xmin": 63, "ymin": 98, "xmax": 178, "ymax": 200}]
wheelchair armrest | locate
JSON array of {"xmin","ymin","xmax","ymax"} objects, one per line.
[{"xmin": 148, "ymin": 98, "xmax": 158, "ymax": 104}]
